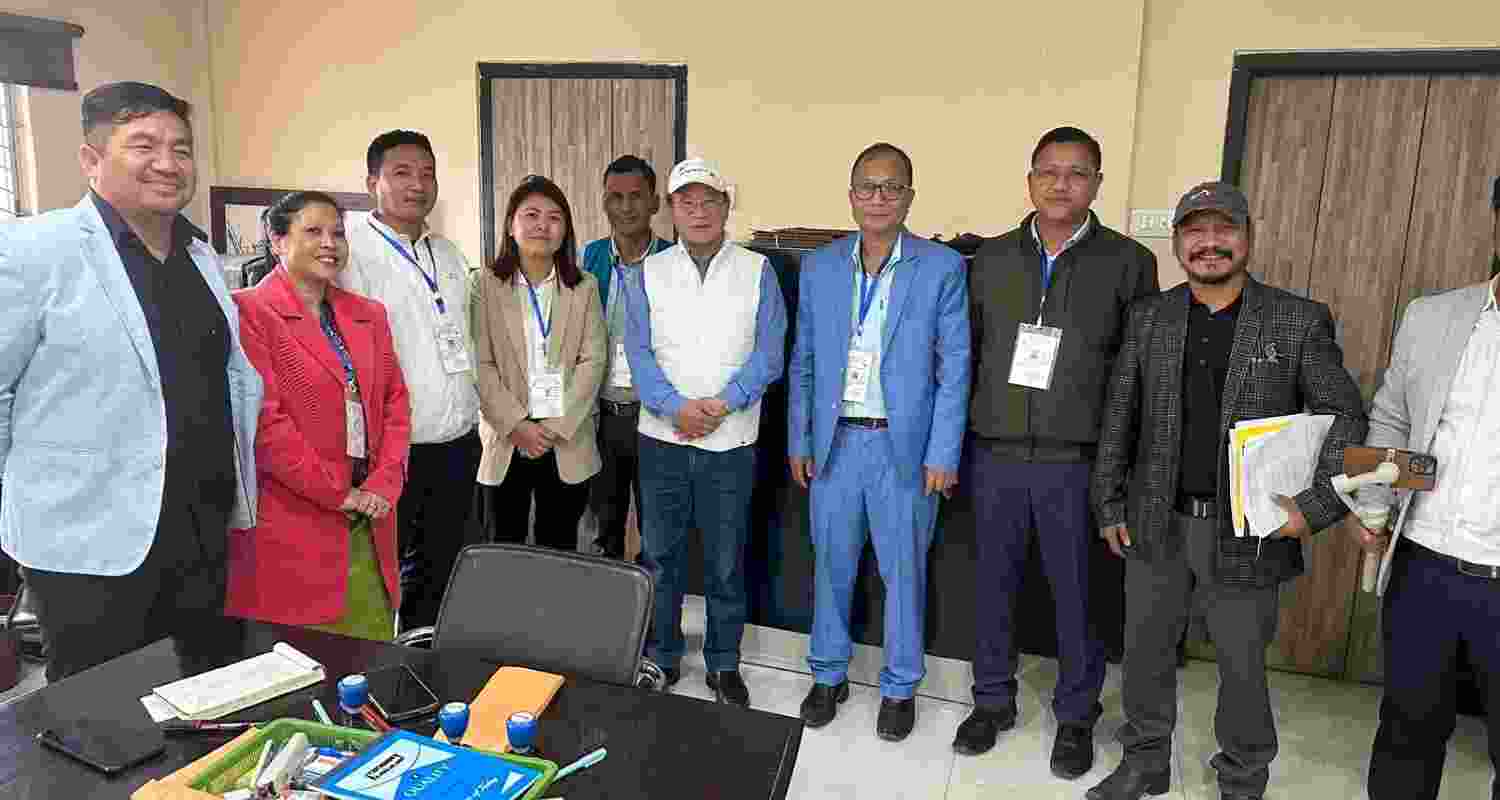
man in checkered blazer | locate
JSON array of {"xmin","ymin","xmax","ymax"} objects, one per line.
[{"xmin": 1087, "ymin": 181, "xmax": 1367, "ymax": 800}]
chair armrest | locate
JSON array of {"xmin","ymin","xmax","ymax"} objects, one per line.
[{"xmin": 393, "ymin": 626, "xmax": 435, "ymax": 649}]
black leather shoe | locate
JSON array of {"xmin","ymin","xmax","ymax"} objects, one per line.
[
  {"xmin": 799, "ymin": 681, "xmax": 850, "ymax": 728},
  {"xmin": 1221, "ymin": 793, "xmax": 1261, "ymax": 800},
  {"xmin": 1051, "ymin": 723, "xmax": 1095, "ymax": 779},
  {"xmin": 661, "ymin": 666, "xmax": 681, "ymax": 687},
  {"xmin": 1085, "ymin": 762, "xmax": 1170, "ymax": 799},
  {"xmin": 952, "ymin": 706, "xmax": 1017, "ymax": 755},
  {"xmin": 876, "ymin": 698, "xmax": 916, "ymax": 742},
  {"xmin": 705, "ymin": 670, "xmax": 750, "ymax": 707}
]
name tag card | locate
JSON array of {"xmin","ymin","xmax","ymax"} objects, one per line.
[
  {"xmin": 435, "ymin": 320, "xmax": 472, "ymax": 374},
  {"xmin": 529, "ymin": 369, "xmax": 565, "ymax": 419},
  {"xmin": 345, "ymin": 387, "xmax": 367, "ymax": 459},
  {"xmin": 843, "ymin": 349, "xmax": 875, "ymax": 404},
  {"xmin": 1008, "ymin": 324, "xmax": 1063, "ymax": 390},
  {"xmin": 609, "ymin": 342, "xmax": 633, "ymax": 389}
]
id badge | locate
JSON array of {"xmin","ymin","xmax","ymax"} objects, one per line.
[
  {"xmin": 529, "ymin": 368, "xmax": 565, "ymax": 419},
  {"xmin": 345, "ymin": 387, "xmax": 367, "ymax": 459},
  {"xmin": 609, "ymin": 342, "xmax": 633, "ymax": 388},
  {"xmin": 843, "ymin": 349, "xmax": 875, "ymax": 403},
  {"xmin": 1008, "ymin": 324, "xmax": 1063, "ymax": 390},
  {"xmin": 435, "ymin": 320, "xmax": 472, "ymax": 374}
]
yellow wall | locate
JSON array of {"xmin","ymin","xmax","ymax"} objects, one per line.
[
  {"xmin": 5, "ymin": 1, "xmax": 218, "ymax": 225},
  {"xmin": 204, "ymin": 0, "xmax": 1148, "ymax": 268}
]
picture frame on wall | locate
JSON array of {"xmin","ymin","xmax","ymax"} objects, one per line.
[{"xmin": 208, "ymin": 186, "xmax": 373, "ymax": 289}]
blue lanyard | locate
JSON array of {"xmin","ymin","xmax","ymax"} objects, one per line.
[
  {"xmin": 525, "ymin": 277, "xmax": 551, "ymax": 340},
  {"xmin": 318, "ymin": 302, "xmax": 358, "ymax": 389},
  {"xmin": 369, "ymin": 221, "xmax": 445, "ymax": 314},
  {"xmin": 857, "ymin": 269, "xmax": 884, "ymax": 335},
  {"xmin": 1039, "ymin": 248, "xmax": 1055, "ymax": 292},
  {"xmin": 611, "ymin": 238, "xmax": 661, "ymax": 309}
]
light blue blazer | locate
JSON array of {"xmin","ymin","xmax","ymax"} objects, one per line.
[
  {"xmin": 0, "ymin": 196, "xmax": 262, "ymax": 576},
  {"xmin": 788, "ymin": 232, "xmax": 971, "ymax": 486}
]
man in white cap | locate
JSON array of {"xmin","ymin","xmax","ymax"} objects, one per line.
[{"xmin": 622, "ymin": 158, "xmax": 787, "ymax": 706}]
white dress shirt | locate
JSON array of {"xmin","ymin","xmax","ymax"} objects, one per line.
[
  {"xmin": 1404, "ymin": 281, "xmax": 1500, "ymax": 566},
  {"xmin": 341, "ymin": 212, "xmax": 479, "ymax": 444},
  {"xmin": 518, "ymin": 268, "xmax": 556, "ymax": 416}
]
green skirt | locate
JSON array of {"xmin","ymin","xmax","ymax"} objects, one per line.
[{"xmin": 309, "ymin": 517, "xmax": 395, "ymax": 641}]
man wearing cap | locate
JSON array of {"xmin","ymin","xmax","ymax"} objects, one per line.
[
  {"xmin": 788, "ymin": 142, "xmax": 969, "ymax": 741},
  {"xmin": 0, "ymin": 82, "xmax": 262, "ymax": 679},
  {"xmin": 960, "ymin": 126, "xmax": 1158, "ymax": 773},
  {"xmin": 581, "ymin": 155, "xmax": 673, "ymax": 560},
  {"xmin": 622, "ymin": 158, "xmax": 787, "ymax": 706},
  {"xmin": 1088, "ymin": 182, "xmax": 1365, "ymax": 800}
]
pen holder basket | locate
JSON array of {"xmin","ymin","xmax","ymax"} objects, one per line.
[{"xmin": 187, "ymin": 719, "xmax": 557, "ymax": 798}]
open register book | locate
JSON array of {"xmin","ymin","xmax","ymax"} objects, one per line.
[{"xmin": 148, "ymin": 642, "xmax": 324, "ymax": 721}]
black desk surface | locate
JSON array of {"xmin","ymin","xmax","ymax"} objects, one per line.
[{"xmin": 0, "ymin": 619, "xmax": 802, "ymax": 799}]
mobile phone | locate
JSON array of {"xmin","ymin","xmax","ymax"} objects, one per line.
[
  {"xmin": 364, "ymin": 664, "xmax": 440, "ymax": 722},
  {"xmin": 36, "ymin": 718, "xmax": 166, "ymax": 775}
]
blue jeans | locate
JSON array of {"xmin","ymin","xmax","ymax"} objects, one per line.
[
  {"xmin": 637, "ymin": 435, "xmax": 755, "ymax": 673},
  {"xmin": 807, "ymin": 425, "xmax": 938, "ymax": 699}
]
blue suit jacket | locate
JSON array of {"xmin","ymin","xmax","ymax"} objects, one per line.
[
  {"xmin": 0, "ymin": 197, "xmax": 263, "ymax": 576},
  {"xmin": 788, "ymin": 232, "xmax": 970, "ymax": 485}
]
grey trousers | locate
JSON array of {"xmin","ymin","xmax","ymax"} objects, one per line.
[{"xmin": 1119, "ymin": 513, "xmax": 1281, "ymax": 797}]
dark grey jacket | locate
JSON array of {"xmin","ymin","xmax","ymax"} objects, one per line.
[
  {"xmin": 1091, "ymin": 280, "xmax": 1367, "ymax": 586},
  {"xmin": 968, "ymin": 212, "xmax": 1158, "ymax": 461}
]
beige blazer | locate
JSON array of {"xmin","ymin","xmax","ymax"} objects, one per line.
[{"xmin": 470, "ymin": 267, "xmax": 606, "ymax": 485}]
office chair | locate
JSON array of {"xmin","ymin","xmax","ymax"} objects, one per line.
[{"xmin": 395, "ymin": 544, "xmax": 664, "ymax": 690}]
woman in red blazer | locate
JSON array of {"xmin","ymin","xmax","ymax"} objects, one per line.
[{"xmin": 228, "ymin": 191, "xmax": 411, "ymax": 639}]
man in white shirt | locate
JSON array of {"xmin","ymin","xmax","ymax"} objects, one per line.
[
  {"xmin": 340, "ymin": 130, "xmax": 481, "ymax": 632},
  {"xmin": 1352, "ymin": 226, "xmax": 1500, "ymax": 800}
]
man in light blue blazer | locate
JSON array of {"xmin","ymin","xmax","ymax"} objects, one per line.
[
  {"xmin": 0, "ymin": 83, "xmax": 261, "ymax": 680},
  {"xmin": 788, "ymin": 142, "xmax": 970, "ymax": 741}
]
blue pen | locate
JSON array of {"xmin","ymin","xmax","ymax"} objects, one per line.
[{"xmin": 553, "ymin": 747, "xmax": 607, "ymax": 781}]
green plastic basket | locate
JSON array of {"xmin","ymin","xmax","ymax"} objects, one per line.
[{"xmin": 187, "ymin": 718, "xmax": 557, "ymax": 798}]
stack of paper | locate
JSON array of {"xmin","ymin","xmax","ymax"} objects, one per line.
[
  {"xmin": 147, "ymin": 642, "xmax": 325, "ymax": 721},
  {"xmin": 1228, "ymin": 414, "xmax": 1336, "ymax": 538}
]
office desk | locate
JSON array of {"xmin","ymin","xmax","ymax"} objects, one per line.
[{"xmin": 0, "ymin": 618, "xmax": 802, "ymax": 799}]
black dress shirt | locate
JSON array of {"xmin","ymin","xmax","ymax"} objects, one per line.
[
  {"xmin": 90, "ymin": 192, "xmax": 236, "ymax": 523},
  {"xmin": 1177, "ymin": 293, "xmax": 1241, "ymax": 498}
]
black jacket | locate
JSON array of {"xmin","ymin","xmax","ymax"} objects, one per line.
[
  {"xmin": 1091, "ymin": 280, "xmax": 1367, "ymax": 586},
  {"xmin": 968, "ymin": 211, "xmax": 1158, "ymax": 461}
]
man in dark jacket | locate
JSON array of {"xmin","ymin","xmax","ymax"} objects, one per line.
[
  {"xmin": 959, "ymin": 127, "xmax": 1158, "ymax": 779},
  {"xmin": 1087, "ymin": 182, "xmax": 1366, "ymax": 800}
]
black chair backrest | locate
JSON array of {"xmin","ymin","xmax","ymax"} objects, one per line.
[{"xmin": 432, "ymin": 544, "xmax": 653, "ymax": 687}]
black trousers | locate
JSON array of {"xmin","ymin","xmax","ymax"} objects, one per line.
[
  {"xmin": 25, "ymin": 499, "xmax": 227, "ymax": 682},
  {"xmin": 1369, "ymin": 539, "xmax": 1500, "ymax": 800},
  {"xmin": 481, "ymin": 450, "xmax": 589, "ymax": 551},
  {"xmin": 397, "ymin": 430, "xmax": 483, "ymax": 632},
  {"xmin": 1119, "ymin": 513, "xmax": 1281, "ymax": 797},
  {"xmin": 588, "ymin": 403, "xmax": 642, "ymax": 558}
]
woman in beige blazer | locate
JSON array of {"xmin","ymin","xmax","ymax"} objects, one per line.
[{"xmin": 470, "ymin": 176, "xmax": 606, "ymax": 550}]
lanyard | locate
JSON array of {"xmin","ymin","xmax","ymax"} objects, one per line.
[
  {"xmin": 369, "ymin": 221, "xmax": 445, "ymax": 314},
  {"xmin": 611, "ymin": 238, "xmax": 661, "ymax": 308},
  {"xmin": 319, "ymin": 303, "xmax": 358, "ymax": 390},
  {"xmin": 857, "ymin": 268, "xmax": 885, "ymax": 336},
  {"xmin": 524, "ymin": 275, "xmax": 551, "ymax": 340}
]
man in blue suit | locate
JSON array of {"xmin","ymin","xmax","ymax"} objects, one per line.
[
  {"xmin": 788, "ymin": 142, "xmax": 970, "ymax": 741},
  {"xmin": 0, "ymin": 83, "xmax": 262, "ymax": 680}
]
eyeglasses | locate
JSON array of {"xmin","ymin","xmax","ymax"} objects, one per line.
[
  {"xmin": 851, "ymin": 181, "xmax": 911, "ymax": 200},
  {"xmin": 673, "ymin": 196, "xmax": 728, "ymax": 215},
  {"xmin": 1029, "ymin": 167, "xmax": 1098, "ymax": 186}
]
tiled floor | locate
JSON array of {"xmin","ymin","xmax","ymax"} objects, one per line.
[{"xmin": 667, "ymin": 603, "xmax": 1495, "ymax": 800}]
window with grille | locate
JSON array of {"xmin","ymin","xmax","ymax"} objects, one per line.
[{"xmin": 0, "ymin": 83, "xmax": 23, "ymax": 219}]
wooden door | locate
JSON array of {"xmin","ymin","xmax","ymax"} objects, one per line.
[
  {"xmin": 488, "ymin": 77, "xmax": 677, "ymax": 252},
  {"xmin": 1200, "ymin": 71, "xmax": 1500, "ymax": 679}
]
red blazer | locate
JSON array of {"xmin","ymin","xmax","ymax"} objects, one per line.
[{"xmin": 226, "ymin": 269, "xmax": 411, "ymax": 627}]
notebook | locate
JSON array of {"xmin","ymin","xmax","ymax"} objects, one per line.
[
  {"xmin": 432, "ymin": 666, "xmax": 564, "ymax": 752},
  {"xmin": 314, "ymin": 730, "xmax": 542, "ymax": 800},
  {"xmin": 151, "ymin": 643, "xmax": 325, "ymax": 721}
]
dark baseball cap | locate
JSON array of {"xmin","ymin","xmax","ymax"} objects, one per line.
[{"xmin": 1172, "ymin": 181, "xmax": 1250, "ymax": 227}]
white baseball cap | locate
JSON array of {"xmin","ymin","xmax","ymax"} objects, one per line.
[{"xmin": 667, "ymin": 158, "xmax": 729, "ymax": 195}]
